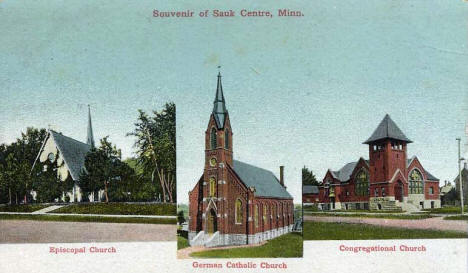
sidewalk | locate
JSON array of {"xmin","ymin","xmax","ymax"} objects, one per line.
[{"xmin": 304, "ymin": 215, "xmax": 468, "ymax": 233}]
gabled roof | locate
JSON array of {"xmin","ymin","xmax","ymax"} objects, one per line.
[
  {"xmin": 407, "ymin": 156, "xmax": 439, "ymax": 181},
  {"xmin": 50, "ymin": 130, "xmax": 91, "ymax": 181},
  {"xmin": 231, "ymin": 160, "xmax": 292, "ymax": 199},
  {"xmin": 363, "ymin": 114, "xmax": 412, "ymax": 144},
  {"xmin": 212, "ymin": 72, "xmax": 228, "ymax": 129},
  {"xmin": 303, "ymin": 185, "xmax": 319, "ymax": 194},
  {"xmin": 330, "ymin": 161, "xmax": 358, "ymax": 182}
]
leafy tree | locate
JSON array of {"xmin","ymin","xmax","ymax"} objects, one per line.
[
  {"xmin": 32, "ymin": 153, "xmax": 74, "ymax": 203},
  {"xmin": 0, "ymin": 127, "xmax": 48, "ymax": 204},
  {"xmin": 302, "ymin": 166, "xmax": 319, "ymax": 186},
  {"xmin": 79, "ymin": 137, "xmax": 134, "ymax": 203},
  {"xmin": 177, "ymin": 210, "xmax": 185, "ymax": 225},
  {"xmin": 128, "ymin": 103, "xmax": 176, "ymax": 203}
]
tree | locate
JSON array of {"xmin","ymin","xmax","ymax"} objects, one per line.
[
  {"xmin": 79, "ymin": 137, "xmax": 134, "ymax": 203},
  {"xmin": 128, "ymin": 103, "xmax": 176, "ymax": 203},
  {"xmin": 177, "ymin": 210, "xmax": 185, "ymax": 225},
  {"xmin": 302, "ymin": 166, "xmax": 319, "ymax": 186},
  {"xmin": 0, "ymin": 127, "xmax": 48, "ymax": 204}
]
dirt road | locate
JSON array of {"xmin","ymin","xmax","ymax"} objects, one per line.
[{"xmin": 0, "ymin": 220, "xmax": 176, "ymax": 243}]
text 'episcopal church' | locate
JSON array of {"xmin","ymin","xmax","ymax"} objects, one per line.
[{"xmin": 188, "ymin": 73, "xmax": 294, "ymax": 247}]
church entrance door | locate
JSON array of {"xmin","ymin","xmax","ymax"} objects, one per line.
[
  {"xmin": 394, "ymin": 181, "xmax": 403, "ymax": 202},
  {"xmin": 206, "ymin": 209, "xmax": 217, "ymax": 234}
]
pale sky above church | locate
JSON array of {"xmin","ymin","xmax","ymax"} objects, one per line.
[{"xmin": 1, "ymin": 0, "xmax": 467, "ymax": 204}]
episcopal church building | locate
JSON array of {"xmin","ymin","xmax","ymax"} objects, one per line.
[
  {"xmin": 32, "ymin": 106, "xmax": 102, "ymax": 202},
  {"xmin": 188, "ymin": 72, "xmax": 294, "ymax": 247},
  {"xmin": 303, "ymin": 115, "xmax": 441, "ymax": 211}
]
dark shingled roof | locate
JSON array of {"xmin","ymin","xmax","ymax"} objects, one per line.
[
  {"xmin": 232, "ymin": 160, "xmax": 292, "ymax": 199},
  {"xmin": 50, "ymin": 130, "xmax": 91, "ymax": 181},
  {"xmin": 364, "ymin": 114, "xmax": 412, "ymax": 144},
  {"xmin": 425, "ymin": 170, "xmax": 439, "ymax": 181},
  {"xmin": 331, "ymin": 161, "xmax": 358, "ymax": 182},
  {"xmin": 303, "ymin": 185, "xmax": 319, "ymax": 194},
  {"xmin": 212, "ymin": 72, "xmax": 228, "ymax": 129}
]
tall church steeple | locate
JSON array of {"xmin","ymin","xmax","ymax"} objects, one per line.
[
  {"xmin": 212, "ymin": 70, "xmax": 228, "ymax": 129},
  {"xmin": 86, "ymin": 105, "xmax": 95, "ymax": 148}
]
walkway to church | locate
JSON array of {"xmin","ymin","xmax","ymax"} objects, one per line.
[
  {"xmin": 304, "ymin": 215, "xmax": 468, "ymax": 233},
  {"xmin": 0, "ymin": 220, "xmax": 176, "ymax": 243},
  {"xmin": 177, "ymin": 241, "xmax": 267, "ymax": 259}
]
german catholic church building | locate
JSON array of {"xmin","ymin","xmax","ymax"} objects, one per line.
[
  {"xmin": 303, "ymin": 115, "xmax": 441, "ymax": 211},
  {"xmin": 188, "ymin": 72, "xmax": 294, "ymax": 247}
]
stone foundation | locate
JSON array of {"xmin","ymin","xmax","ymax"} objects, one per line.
[{"xmin": 188, "ymin": 224, "xmax": 294, "ymax": 247}]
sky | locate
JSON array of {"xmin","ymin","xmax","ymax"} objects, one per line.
[{"xmin": 1, "ymin": 0, "xmax": 467, "ymax": 205}]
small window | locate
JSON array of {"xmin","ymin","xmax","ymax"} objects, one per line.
[
  {"xmin": 210, "ymin": 127, "xmax": 217, "ymax": 149},
  {"xmin": 209, "ymin": 177, "xmax": 216, "ymax": 197},
  {"xmin": 224, "ymin": 129, "xmax": 229, "ymax": 149},
  {"xmin": 254, "ymin": 205, "xmax": 259, "ymax": 228},
  {"xmin": 263, "ymin": 205, "xmax": 267, "ymax": 220},
  {"xmin": 374, "ymin": 188, "xmax": 379, "ymax": 197},
  {"xmin": 381, "ymin": 187, "xmax": 385, "ymax": 197},
  {"xmin": 235, "ymin": 199, "xmax": 243, "ymax": 224},
  {"xmin": 429, "ymin": 187, "xmax": 434, "ymax": 195}
]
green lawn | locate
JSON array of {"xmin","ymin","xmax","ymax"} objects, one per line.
[
  {"xmin": 0, "ymin": 204, "xmax": 50, "ymax": 212},
  {"xmin": 444, "ymin": 215, "xmax": 468, "ymax": 221},
  {"xmin": 178, "ymin": 235, "xmax": 190, "ymax": 250},
  {"xmin": 306, "ymin": 213, "xmax": 432, "ymax": 220},
  {"xmin": 50, "ymin": 203, "xmax": 176, "ymax": 216},
  {"xmin": 190, "ymin": 233, "xmax": 303, "ymax": 258},
  {"xmin": 0, "ymin": 213, "xmax": 176, "ymax": 224},
  {"xmin": 303, "ymin": 221, "xmax": 467, "ymax": 240},
  {"xmin": 423, "ymin": 206, "xmax": 468, "ymax": 214}
]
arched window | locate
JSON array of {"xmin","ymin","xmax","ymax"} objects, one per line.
[
  {"xmin": 409, "ymin": 169, "xmax": 424, "ymax": 194},
  {"xmin": 224, "ymin": 129, "xmax": 229, "ymax": 149},
  {"xmin": 235, "ymin": 199, "xmax": 243, "ymax": 224},
  {"xmin": 355, "ymin": 170, "xmax": 369, "ymax": 196},
  {"xmin": 210, "ymin": 127, "xmax": 217, "ymax": 150},
  {"xmin": 209, "ymin": 177, "xmax": 216, "ymax": 197},
  {"xmin": 254, "ymin": 204, "xmax": 259, "ymax": 228},
  {"xmin": 263, "ymin": 204, "xmax": 267, "ymax": 221}
]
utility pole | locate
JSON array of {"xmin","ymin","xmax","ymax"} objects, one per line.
[{"xmin": 456, "ymin": 138, "xmax": 464, "ymax": 215}]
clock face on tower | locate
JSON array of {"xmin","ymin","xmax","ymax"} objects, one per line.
[{"xmin": 210, "ymin": 157, "xmax": 217, "ymax": 167}]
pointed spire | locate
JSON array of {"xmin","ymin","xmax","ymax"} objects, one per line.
[
  {"xmin": 86, "ymin": 104, "xmax": 95, "ymax": 148},
  {"xmin": 363, "ymin": 114, "xmax": 412, "ymax": 144},
  {"xmin": 212, "ymin": 67, "xmax": 228, "ymax": 129}
]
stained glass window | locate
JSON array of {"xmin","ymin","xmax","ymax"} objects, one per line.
[
  {"xmin": 355, "ymin": 170, "xmax": 369, "ymax": 196},
  {"xmin": 235, "ymin": 199, "xmax": 243, "ymax": 224},
  {"xmin": 409, "ymin": 169, "xmax": 424, "ymax": 194},
  {"xmin": 254, "ymin": 205, "xmax": 259, "ymax": 228},
  {"xmin": 209, "ymin": 177, "xmax": 216, "ymax": 197}
]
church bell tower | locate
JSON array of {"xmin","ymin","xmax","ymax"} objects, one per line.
[{"xmin": 202, "ymin": 70, "xmax": 233, "ymax": 234}]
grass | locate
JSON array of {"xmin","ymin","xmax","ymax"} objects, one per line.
[
  {"xmin": 0, "ymin": 204, "xmax": 50, "ymax": 212},
  {"xmin": 178, "ymin": 235, "xmax": 190, "ymax": 250},
  {"xmin": 444, "ymin": 215, "xmax": 468, "ymax": 221},
  {"xmin": 423, "ymin": 206, "xmax": 468, "ymax": 214},
  {"xmin": 306, "ymin": 213, "xmax": 432, "ymax": 220},
  {"xmin": 303, "ymin": 221, "xmax": 467, "ymax": 240},
  {"xmin": 190, "ymin": 233, "xmax": 303, "ymax": 258},
  {"xmin": 50, "ymin": 203, "xmax": 176, "ymax": 216},
  {"xmin": 0, "ymin": 213, "xmax": 177, "ymax": 224}
]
